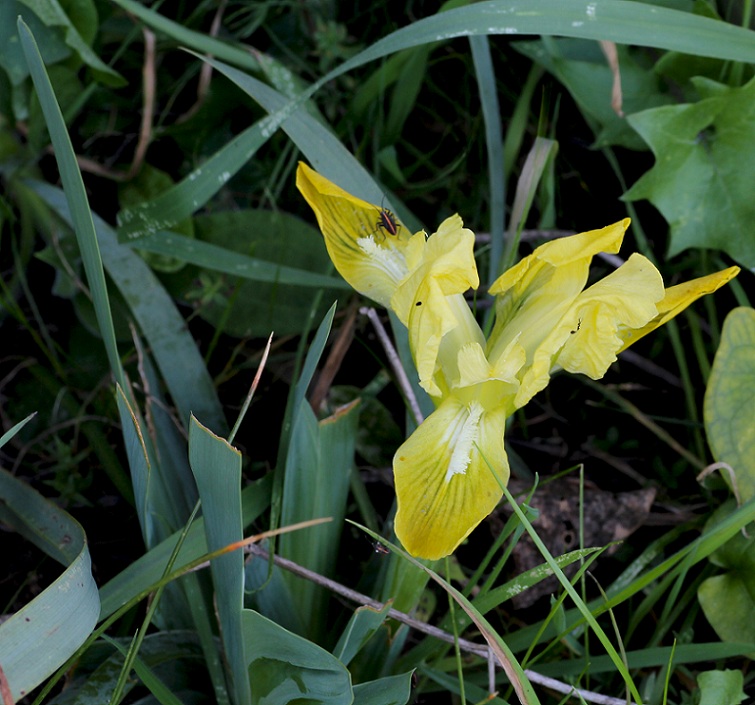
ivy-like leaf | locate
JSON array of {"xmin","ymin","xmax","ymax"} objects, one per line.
[{"xmin": 624, "ymin": 76, "xmax": 755, "ymax": 268}]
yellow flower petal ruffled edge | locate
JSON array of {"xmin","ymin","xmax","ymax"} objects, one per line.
[{"xmin": 296, "ymin": 162, "xmax": 413, "ymax": 308}]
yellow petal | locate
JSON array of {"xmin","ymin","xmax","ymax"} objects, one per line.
[
  {"xmin": 487, "ymin": 220, "xmax": 631, "ymax": 373},
  {"xmin": 489, "ymin": 219, "xmax": 629, "ymax": 298},
  {"xmin": 393, "ymin": 396, "xmax": 508, "ymax": 559},
  {"xmin": 296, "ymin": 162, "xmax": 411, "ymax": 307},
  {"xmin": 554, "ymin": 253, "xmax": 664, "ymax": 379},
  {"xmin": 391, "ymin": 214, "xmax": 479, "ymax": 324},
  {"xmin": 391, "ymin": 216, "xmax": 483, "ymax": 397},
  {"xmin": 619, "ymin": 266, "xmax": 740, "ymax": 350}
]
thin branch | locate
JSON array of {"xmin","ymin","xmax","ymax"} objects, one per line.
[
  {"xmin": 360, "ymin": 306, "xmax": 424, "ymax": 426},
  {"xmin": 245, "ymin": 543, "xmax": 629, "ymax": 705}
]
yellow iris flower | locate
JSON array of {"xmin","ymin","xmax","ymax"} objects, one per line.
[{"xmin": 296, "ymin": 163, "xmax": 739, "ymax": 560}]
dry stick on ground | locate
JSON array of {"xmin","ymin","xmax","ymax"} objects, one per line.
[{"xmin": 245, "ymin": 543, "xmax": 628, "ymax": 705}]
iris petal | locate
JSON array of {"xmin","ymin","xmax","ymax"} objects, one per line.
[
  {"xmin": 619, "ymin": 266, "xmax": 740, "ymax": 350},
  {"xmin": 554, "ymin": 253, "xmax": 664, "ymax": 379},
  {"xmin": 393, "ymin": 396, "xmax": 508, "ymax": 560},
  {"xmin": 296, "ymin": 162, "xmax": 411, "ymax": 307}
]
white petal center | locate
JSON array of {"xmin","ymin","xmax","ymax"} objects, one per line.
[{"xmin": 445, "ymin": 401, "xmax": 484, "ymax": 483}]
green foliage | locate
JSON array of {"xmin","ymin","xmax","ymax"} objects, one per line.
[
  {"xmin": 697, "ymin": 669, "xmax": 747, "ymax": 705},
  {"xmin": 0, "ymin": 467, "xmax": 99, "ymax": 702},
  {"xmin": 2, "ymin": 0, "xmax": 754, "ymax": 703},
  {"xmin": 698, "ymin": 502, "xmax": 755, "ymax": 659},
  {"xmin": 624, "ymin": 76, "xmax": 755, "ymax": 268},
  {"xmin": 514, "ymin": 38, "xmax": 673, "ymax": 150},
  {"xmin": 704, "ymin": 307, "xmax": 755, "ymax": 502}
]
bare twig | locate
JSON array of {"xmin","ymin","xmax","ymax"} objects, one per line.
[
  {"xmin": 245, "ymin": 543, "xmax": 629, "ymax": 705},
  {"xmin": 360, "ymin": 307, "xmax": 424, "ymax": 426}
]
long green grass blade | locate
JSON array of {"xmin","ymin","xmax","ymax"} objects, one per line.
[
  {"xmin": 134, "ymin": 231, "xmax": 350, "ymax": 289},
  {"xmin": 0, "ymin": 468, "xmax": 100, "ymax": 702},
  {"xmin": 470, "ymin": 35, "xmax": 506, "ymax": 288},
  {"xmin": 18, "ymin": 18, "xmax": 124, "ymax": 390},
  {"xmin": 534, "ymin": 641, "xmax": 755, "ymax": 677},
  {"xmin": 30, "ymin": 182, "xmax": 226, "ymax": 433},
  {"xmin": 334, "ymin": 1, "xmax": 755, "ymax": 68},
  {"xmin": 115, "ymin": 1, "xmax": 755, "ymax": 243},
  {"xmin": 0, "ymin": 412, "xmax": 36, "ymax": 450}
]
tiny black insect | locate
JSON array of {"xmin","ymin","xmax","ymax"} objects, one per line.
[
  {"xmin": 373, "ymin": 541, "xmax": 390, "ymax": 555},
  {"xmin": 376, "ymin": 207, "xmax": 400, "ymax": 237},
  {"xmin": 570, "ymin": 318, "xmax": 582, "ymax": 335}
]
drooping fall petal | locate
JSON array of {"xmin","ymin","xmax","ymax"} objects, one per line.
[
  {"xmin": 393, "ymin": 396, "xmax": 509, "ymax": 560},
  {"xmin": 487, "ymin": 220, "xmax": 632, "ymax": 407}
]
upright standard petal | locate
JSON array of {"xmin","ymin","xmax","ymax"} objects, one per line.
[
  {"xmin": 487, "ymin": 220, "xmax": 631, "ymax": 407},
  {"xmin": 296, "ymin": 162, "xmax": 412, "ymax": 307},
  {"xmin": 391, "ymin": 216, "xmax": 482, "ymax": 397},
  {"xmin": 393, "ymin": 396, "xmax": 508, "ymax": 560}
]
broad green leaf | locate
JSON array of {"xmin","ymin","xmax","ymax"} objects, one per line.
[
  {"xmin": 698, "ymin": 502, "xmax": 755, "ymax": 659},
  {"xmin": 0, "ymin": 468, "xmax": 100, "ymax": 702},
  {"xmin": 624, "ymin": 76, "xmax": 755, "ymax": 268},
  {"xmin": 242, "ymin": 609, "xmax": 352, "ymax": 705},
  {"xmin": 352, "ymin": 673, "xmax": 413, "ymax": 705},
  {"xmin": 697, "ymin": 669, "xmax": 747, "ymax": 705},
  {"xmin": 189, "ymin": 416, "xmax": 250, "ymax": 705},
  {"xmin": 704, "ymin": 307, "xmax": 755, "ymax": 503},
  {"xmin": 514, "ymin": 38, "xmax": 672, "ymax": 149}
]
